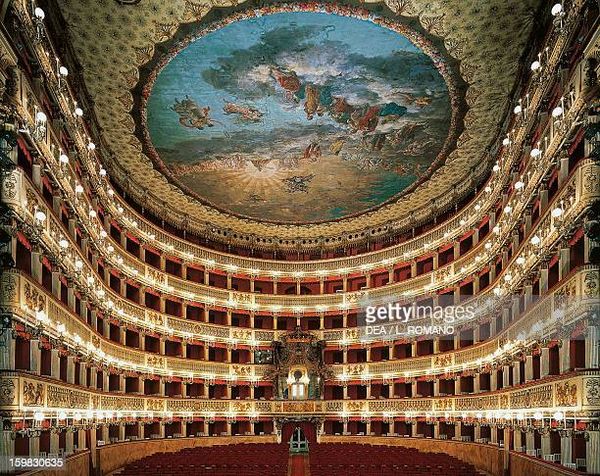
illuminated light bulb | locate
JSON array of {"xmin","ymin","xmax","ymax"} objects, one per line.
[
  {"xmin": 74, "ymin": 412, "xmax": 82, "ymax": 421},
  {"xmin": 107, "ymin": 189, "xmax": 114, "ymax": 196},
  {"xmin": 492, "ymin": 164, "xmax": 500, "ymax": 172},
  {"xmin": 99, "ymin": 230, "xmax": 108, "ymax": 238},
  {"xmin": 106, "ymin": 245, "xmax": 114, "ymax": 253},
  {"xmin": 117, "ymin": 206, "xmax": 123, "ymax": 214},
  {"xmin": 59, "ymin": 153, "xmax": 69, "ymax": 164},
  {"xmin": 513, "ymin": 104, "xmax": 522, "ymax": 114},
  {"xmin": 516, "ymin": 257, "xmax": 526, "ymax": 265},
  {"xmin": 504, "ymin": 205, "xmax": 512, "ymax": 214},
  {"xmin": 459, "ymin": 219, "xmax": 466, "ymax": 226},
  {"xmin": 504, "ymin": 274, "xmax": 512, "ymax": 282},
  {"xmin": 34, "ymin": 210, "xmax": 46, "ymax": 222},
  {"xmin": 86, "ymin": 276, "xmax": 94, "ymax": 286},
  {"xmin": 74, "ymin": 107, "xmax": 84, "ymax": 117},
  {"xmin": 553, "ymin": 411, "xmax": 564, "ymax": 421},
  {"xmin": 88, "ymin": 142, "xmax": 96, "ymax": 150},
  {"xmin": 59, "ymin": 238, "xmax": 69, "ymax": 249},
  {"xmin": 59, "ymin": 411, "xmax": 67, "ymax": 422},
  {"xmin": 474, "ymin": 204, "xmax": 481, "ymax": 211},
  {"xmin": 534, "ymin": 411, "xmax": 543, "ymax": 421},
  {"xmin": 551, "ymin": 3, "xmax": 563, "ymax": 16},
  {"xmin": 75, "ymin": 184, "xmax": 84, "ymax": 194},
  {"xmin": 99, "ymin": 168, "xmax": 107, "ymax": 177},
  {"xmin": 485, "ymin": 186, "xmax": 492, "ymax": 193},
  {"xmin": 59, "ymin": 66, "xmax": 68, "ymax": 77},
  {"xmin": 552, "ymin": 106, "xmax": 563, "ymax": 117},
  {"xmin": 36, "ymin": 111, "xmax": 47, "ymax": 123},
  {"xmin": 34, "ymin": 7, "xmax": 45, "ymax": 20},
  {"xmin": 89, "ymin": 209, "xmax": 97, "ymax": 218},
  {"xmin": 552, "ymin": 207, "xmax": 563, "ymax": 218},
  {"xmin": 530, "ymin": 60, "xmax": 541, "ymax": 71},
  {"xmin": 530, "ymin": 235, "xmax": 541, "ymax": 246},
  {"xmin": 485, "ymin": 242, "xmax": 492, "ymax": 250},
  {"xmin": 493, "ymin": 225, "xmax": 500, "ymax": 234},
  {"xmin": 530, "ymin": 148, "xmax": 541, "ymax": 158},
  {"xmin": 514, "ymin": 180, "xmax": 525, "ymax": 190},
  {"xmin": 34, "ymin": 411, "xmax": 45, "ymax": 422},
  {"xmin": 502, "ymin": 137, "xmax": 511, "ymax": 146}
]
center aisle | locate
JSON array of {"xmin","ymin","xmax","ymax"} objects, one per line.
[{"xmin": 288, "ymin": 453, "xmax": 310, "ymax": 476}]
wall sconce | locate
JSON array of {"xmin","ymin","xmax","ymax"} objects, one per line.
[
  {"xmin": 57, "ymin": 64, "xmax": 68, "ymax": 91},
  {"xmin": 551, "ymin": 3, "xmax": 565, "ymax": 30},
  {"xmin": 32, "ymin": 111, "xmax": 47, "ymax": 141},
  {"xmin": 32, "ymin": 6, "xmax": 45, "ymax": 42}
]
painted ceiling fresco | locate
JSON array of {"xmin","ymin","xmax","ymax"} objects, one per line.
[{"xmin": 144, "ymin": 10, "xmax": 453, "ymax": 223}]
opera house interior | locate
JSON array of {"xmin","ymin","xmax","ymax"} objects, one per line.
[{"xmin": 0, "ymin": 0, "xmax": 599, "ymax": 475}]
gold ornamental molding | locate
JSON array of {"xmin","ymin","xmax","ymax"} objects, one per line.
[{"xmin": 3, "ymin": 371, "xmax": 599, "ymax": 418}]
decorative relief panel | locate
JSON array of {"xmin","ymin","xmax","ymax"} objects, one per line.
[
  {"xmin": 510, "ymin": 384, "xmax": 553, "ymax": 409},
  {"xmin": 167, "ymin": 399, "xmax": 228, "ymax": 413},
  {"xmin": 145, "ymin": 399, "xmax": 165, "ymax": 412},
  {"xmin": 101, "ymin": 395, "xmax": 144, "ymax": 411},
  {"xmin": 0, "ymin": 271, "xmax": 18, "ymax": 308},
  {"xmin": 279, "ymin": 401, "xmax": 317, "ymax": 414},
  {"xmin": 47, "ymin": 385, "xmax": 90, "ymax": 409},
  {"xmin": 22, "ymin": 380, "xmax": 45, "ymax": 406},
  {"xmin": 584, "ymin": 378, "xmax": 600, "ymax": 407},
  {"xmin": 146, "ymin": 355, "xmax": 165, "ymax": 368},
  {"xmin": 0, "ymin": 378, "xmax": 17, "ymax": 407},
  {"xmin": 555, "ymin": 380, "xmax": 578, "ymax": 407}
]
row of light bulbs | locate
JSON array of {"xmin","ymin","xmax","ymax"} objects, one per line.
[{"xmin": 28, "ymin": 409, "xmax": 258, "ymax": 424}]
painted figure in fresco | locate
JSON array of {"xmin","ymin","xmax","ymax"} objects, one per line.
[
  {"xmin": 270, "ymin": 67, "xmax": 301, "ymax": 99},
  {"xmin": 303, "ymin": 85, "xmax": 326, "ymax": 120},
  {"xmin": 350, "ymin": 105, "xmax": 381, "ymax": 133},
  {"xmin": 303, "ymin": 142, "xmax": 321, "ymax": 160},
  {"xmin": 223, "ymin": 101, "xmax": 263, "ymax": 122},
  {"xmin": 171, "ymin": 96, "xmax": 215, "ymax": 129}
]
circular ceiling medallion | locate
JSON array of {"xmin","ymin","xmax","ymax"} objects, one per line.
[{"xmin": 140, "ymin": 4, "xmax": 464, "ymax": 224}]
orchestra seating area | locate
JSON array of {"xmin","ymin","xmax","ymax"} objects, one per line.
[
  {"xmin": 117, "ymin": 443, "xmax": 289, "ymax": 476},
  {"xmin": 308, "ymin": 443, "xmax": 481, "ymax": 476},
  {"xmin": 116, "ymin": 442, "xmax": 482, "ymax": 476}
]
